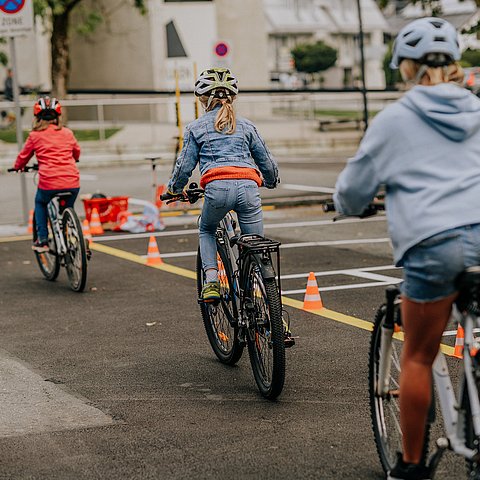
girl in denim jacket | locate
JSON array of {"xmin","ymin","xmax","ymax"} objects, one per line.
[{"xmin": 167, "ymin": 68, "xmax": 279, "ymax": 301}]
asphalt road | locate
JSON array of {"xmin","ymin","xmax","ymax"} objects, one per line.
[{"xmin": 0, "ymin": 200, "xmax": 464, "ymax": 479}]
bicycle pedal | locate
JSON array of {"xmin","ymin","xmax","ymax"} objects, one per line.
[
  {"xmin": 284, "ymin": 337, "xmax": 296, "ymax": 348},
  {"xmin": 197, "ymin": 297, "xmax": 220, "ymax": 305}
]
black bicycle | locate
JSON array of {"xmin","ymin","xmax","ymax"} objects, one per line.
[
  {"xmin": 8, "ymin": 164, "xmax": 90, "ymax": 292},
  {"xmin": 162, "ymin": 184, "xmax": 292, "ymax": 400}
]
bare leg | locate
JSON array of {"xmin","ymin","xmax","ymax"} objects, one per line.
[{"xmin": 400, "ymin": 293, "xmax": 456, "ymax": 464}]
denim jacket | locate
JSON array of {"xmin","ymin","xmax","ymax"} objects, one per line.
[{"xmin": 168, "ymin": 106, "xmax": 279, "ymax": 193}]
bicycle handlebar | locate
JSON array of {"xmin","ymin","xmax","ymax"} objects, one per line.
[
  {"xmin": 160, "ymin": 182, "xmax": 205, "ymax": 205},
  {"xmin": 8, "ymin": 164, "xmax": 39, "ymax": 173},
  {"xmin": 323, "ymin": 201, "xmax": 384, "ymax": 220}
]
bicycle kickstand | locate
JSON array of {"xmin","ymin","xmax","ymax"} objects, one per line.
[{"xmin": 427, "ymin": 437, "xmax": 449, "ymax": 478}]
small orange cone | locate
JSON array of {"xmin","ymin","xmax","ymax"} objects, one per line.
[
  {"xmin": 454, "ymin": 324, "xmax": 465, "ymax": 359},
  {"xmin": 146, "ymin": 236, "xmax": 163, "ymax": 266},
  {"xmin": 82, "ymin": 219, "xmax": 93, "ymax": 244},
  {"xmin": 303, "ymin": 272, "xmax": 324, "ymax": 310},
  {"xmin": 89, "ymin": 207, "xmax": 104, "ymax": 235},
  {"xmin": 27, "ymin": 209, "xmax": 34, "ymax": 234}
]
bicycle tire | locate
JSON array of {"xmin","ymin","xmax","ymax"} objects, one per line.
[
  {"xmin": 246, "ymin": 262, "xmax": 285, "ymax": 400},
  {"xmin": 62, "ymin": 208, "xmax": 87, "ymax": 292},
  {"xmin": 32, "ymin": 215, "xmax": 60, "ymax": 281},
  {"xmin": 462, "ymin": 367, "xmax": 480, "ymax": 479},
  {"xmin": 369, "ymin": 305, "xmax": 430, "ymax": 473},
  {"xmin": 196, "ymin": 245, "xmax": 244, "ymax": 365}
]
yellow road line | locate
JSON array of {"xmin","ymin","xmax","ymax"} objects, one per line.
[
  {"xmin": 0, "ymin": 234, "xmax": 30, "ymax": 243},
  {"xmin": 91, "ymin": 241, "xmax": 456, "ymax": 356},
  {"xmin": 90, "ymin": 242, "xmax": 196, "ymax": 280}
]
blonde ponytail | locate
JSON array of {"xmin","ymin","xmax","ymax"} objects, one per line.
[
  {"xmin": 399, "ymin": 59, "xmax": 465, "ymax": 86},
  {"xmin": 200, "ymin": 95, "xmax": 237, "ymax": 134}
]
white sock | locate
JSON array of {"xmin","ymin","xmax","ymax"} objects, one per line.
[{"xmin": 205, "ymin": 268, "xmax": 218, "ymax": 283}]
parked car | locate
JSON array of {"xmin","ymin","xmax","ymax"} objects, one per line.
[{"xmin": 463, "ymin": 67, "xmax": 480, "ymax": 95}]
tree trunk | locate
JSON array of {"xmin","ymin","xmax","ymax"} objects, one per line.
[{"xmin": 51, "ymin": 12, "xmax": 70, "ymax": 102}]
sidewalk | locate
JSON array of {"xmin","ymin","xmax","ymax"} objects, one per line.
[{"xmin": 0, "ymin": 118, "xmax": 362, "ymax": 168}]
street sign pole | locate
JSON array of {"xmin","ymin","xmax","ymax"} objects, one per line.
[{"xmin": 10, "ymin": 35, "xmax": 28, "ymax": 224}]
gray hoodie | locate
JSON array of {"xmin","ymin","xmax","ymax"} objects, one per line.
[{"xmin": 334, "ymin": 83, "xmax": 480, "ymax": 264}]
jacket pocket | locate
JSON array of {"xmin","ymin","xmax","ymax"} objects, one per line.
[{"xmin": 205, "ymin": 185, "xmax": 229, "ymax": 209}]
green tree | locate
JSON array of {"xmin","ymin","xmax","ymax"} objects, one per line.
[
  {"xmin": 383, "ymin": 41, "xmax": 401, "ymax": 87},
  {"xmin": 461, "ymin": 48, "xmax": 480, "ymax": 68},
  {"xmin": 32, "ymin": 0, "xmax": 147, "ymax": 99},
  {"xmin": 291, "ymin": 41, "xmax": 337, "ymax": 84}
]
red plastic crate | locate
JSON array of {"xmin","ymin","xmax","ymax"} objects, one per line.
[{"xmin": 82, "ymin": 196, "xmax": 130, "ymax": 224}]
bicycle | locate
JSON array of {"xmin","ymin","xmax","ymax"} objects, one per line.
[
  {"xmin": 8, "ymin": 164, "xmax": 90, "ymax": 292},
  {"xmin": 162, "ymin": 183, "xmax": 293, "ymax": 400},
  {"xmin": 324, "ymin": 201, "xmax": 480, "ymax": 478}
]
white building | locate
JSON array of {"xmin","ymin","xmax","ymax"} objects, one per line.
[
  {"xmin": 6, "ymin": 0, "xmax": 389, "ymax": 94},
  {"xmin": 264, "ymin": 0, "xmax": 389, "ymax": 88}
]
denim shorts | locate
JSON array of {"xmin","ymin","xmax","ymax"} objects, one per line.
[{"xmin": 401, "ymin": 224, "xmax": 480, "ymax": 302}]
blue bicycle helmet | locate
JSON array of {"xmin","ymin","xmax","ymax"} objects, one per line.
[{"xmin": 391, "ymin": 17, "xmax": 460, "ymax": 69}]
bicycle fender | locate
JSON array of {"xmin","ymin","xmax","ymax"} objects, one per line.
[{"xmin": 251, "ymin": 253, "xmax": 276, "ymax": 280}]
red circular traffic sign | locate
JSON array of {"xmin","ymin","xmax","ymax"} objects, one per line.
[
  {"xmin": 0, "ymin": 0, "xmax": 25, "ymax": 14},
  {"xmin": 214, "ymin": 42, "xmax": 229, "ymax": 58}
]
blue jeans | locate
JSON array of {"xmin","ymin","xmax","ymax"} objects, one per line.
[
  {"xmin": 401, "ymin": 224, "xmax": 480, "ymax": 301},
  {"xmin": 35, "ymin": 187, "xmax": 79, "ymax": 241},
  {"xmin": 199, "ymin": 179, "xmax": 263, "ymax": 272}
]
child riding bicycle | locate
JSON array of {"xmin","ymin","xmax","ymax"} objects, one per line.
[
  {"xmin": 334, "ymin": 17, "xmax": 480, "ymax": 480},
  {"xmin": 12, "ymin": 97, "xmax": 81, "ymax": 253},
  {"xmin": 166, "ymin": 68, "xmax": 279, "ymax": 301}
]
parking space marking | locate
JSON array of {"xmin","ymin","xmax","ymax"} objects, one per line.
[
  {"xmin": 88, "ymin": 216, "xmax": 386, "ymax": 242},
  {"xmin": 280, "ymin": 183, "xmax": 336, "ymax": 194},
  {"xmin": 90, "ymin": 242, "xmax": 455, "ymax": 357}
]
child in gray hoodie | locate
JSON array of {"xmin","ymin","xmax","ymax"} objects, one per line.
[{"xmin": 334, "ymin": 17, "xmax": 480, "ymax": 480}]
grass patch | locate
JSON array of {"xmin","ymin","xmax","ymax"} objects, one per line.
[
  {"xmin": 313, "ymin": 109, "xmax": 378, "ymax": 118},
  {"xmin": 0, "ymin": 127, "xmax": 122, "ymax": 143}
]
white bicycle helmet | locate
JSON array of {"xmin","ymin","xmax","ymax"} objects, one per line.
[
  {"xmin": 391, "ymin": 17, "xmax": 460, "ymax": 69},
  {"xmin": 194, "ymin": 68, "xmax": 239, "ymax": 103}
]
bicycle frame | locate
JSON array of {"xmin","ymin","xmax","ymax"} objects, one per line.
[
  {"xmin": 433, "ymin": 310, "xmax": 480, "ymax": 460},
  {"xmin": 215, "ymin": 212, "xmax": 282, "ymax": 326},
  {"xmin": 47, "ymin": 196, "xmax": 67, "ymax": 256},
  {"xmin": 377, "ymin": 287, "xmax": 480, "ymax": 463}
]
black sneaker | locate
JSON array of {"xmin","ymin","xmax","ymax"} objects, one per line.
[
  {"xmin": 32, "ymin": 239, "xmax": 49, "ymax": 253},
  {"xmin": 388, "ymin": 453, "xmax": 431, "ymax": 480}
]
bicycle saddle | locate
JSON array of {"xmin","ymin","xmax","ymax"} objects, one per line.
[{"xmin": 455, "ymin": 266, "xmax": 480, "ymax": 312}]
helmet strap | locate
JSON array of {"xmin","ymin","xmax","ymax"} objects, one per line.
[{"xmin": 414, "ymin": 64, "xmax": 429, "ymax": 84}]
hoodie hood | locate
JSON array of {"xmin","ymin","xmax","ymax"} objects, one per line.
[{"xmin": 400, "ymin": 83, "xmax": 480, "ymax": 141}]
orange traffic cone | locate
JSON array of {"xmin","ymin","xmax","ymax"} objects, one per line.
[
  {"xmin": 82, "ymin": 219, "xmax": 93, "ymax": 244},
  {"xmin": 303, "ymin": 272, "xmax": 324, "ymax": 310},
  {"xmin": 27, "ymin": 209, "xmax": 34, "ymax": 234},
  {"xmin": 146, "ymin": 236, "xmax": 163, "ymax": 266},
  {"xmin": 217, "ymin": 254, "xmax": 227, "ymax": 288},
  {"xmin": 454, "ymin": 324, "xmax": 465, "ymax": 359},
  {"xmin": 89, "ymin": 207, "xmax": 104, "ymax": 235}
]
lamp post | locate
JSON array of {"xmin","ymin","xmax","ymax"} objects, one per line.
[{"xmin": 356, "ymin": 0, "xmax": 369, "ymax": 131}]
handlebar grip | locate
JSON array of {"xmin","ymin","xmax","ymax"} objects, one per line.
[
  {"xmin": 7, "ymin": 168, "xmax": 17, "ymax": 172},
  {"xmin": 323, "ymin": 202, "xmax": 336, "ymax": 213},
  {"xmin": 160, "ymin": 192, "xmax": 175, "ymax": 201}
]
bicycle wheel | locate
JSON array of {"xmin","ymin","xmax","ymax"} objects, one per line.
[
  {"xmin": 462, "ymin": 368, "xmax": 480, "ymax": 479},
  {"xmin": 246, "ymin": 262, "xmax": 285, "ymax": 400},
  {"xmin": 32, "ymin": 215, "xmax": 60, "ymax": 281},
  {"xmin": 196, "ymin": 245, "xmax": 244, "ymax": 365},
  {"xmin": 369, "ymin": 305, "xmax": 430, "ymax": 473},
  {"xmin": 62, "ymin": 208, "xmax": 87, "ymax": 292}
]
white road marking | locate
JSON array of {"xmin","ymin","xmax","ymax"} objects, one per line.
[
  {"xmin": 282, "ymin": 279, "xmax": 401, "ymax": 294},
  {"xmin": 0, "ymin": 349, "xmax": 113, "ymax": 438},
  {"xmin": 281, "ymin": 265, "xmax": 400, "ymax": 280},
  {"xmin": 281, "ymin": 183, "xmax": 336, "ymax": 194},
  {"xmin": 79, "ymin": 174, "xmax": 98, "ymax": 181},
  {"xmin": 93, "ymin": 215, "xmax": 386, "ymax": 242}
]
